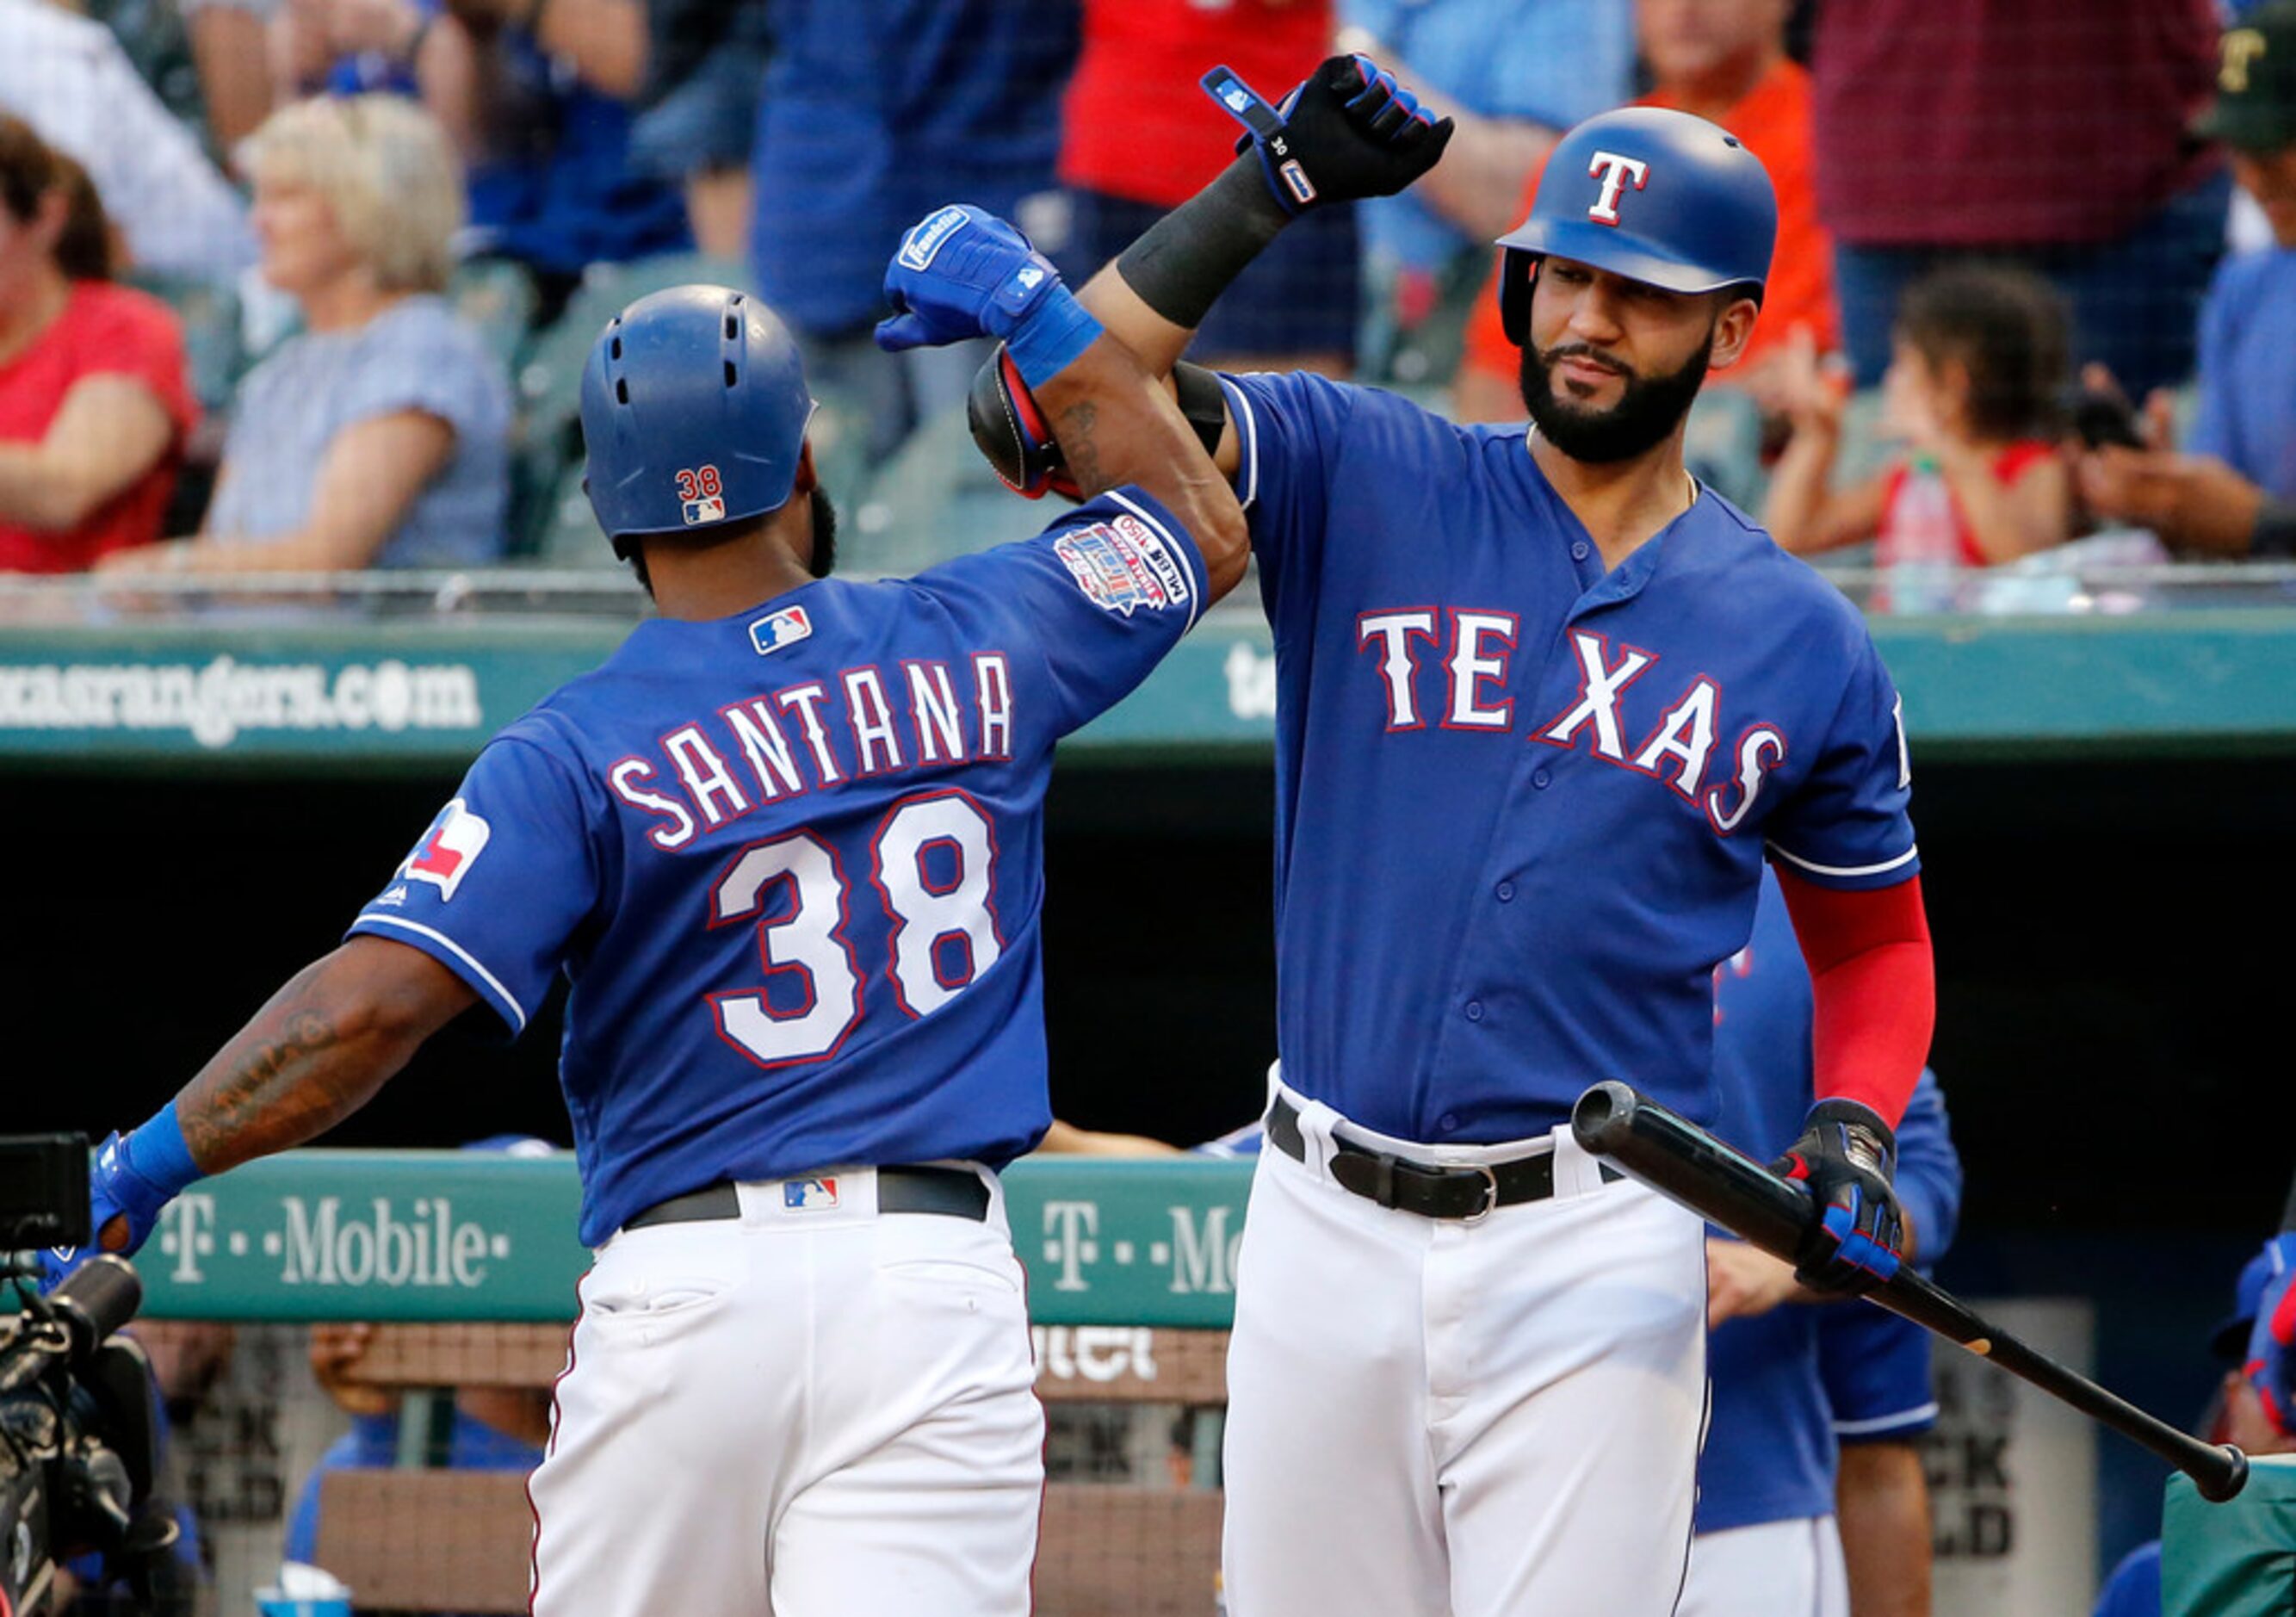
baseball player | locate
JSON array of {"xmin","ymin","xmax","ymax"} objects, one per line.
[
  {"xmin": 39, "ymin": 208, "xmax": 1247, "ymax": 1614},
  {"xmin": 974, "ymin": 62, "xmax": 1934, "ymax": 1612},
  {"xmin": 1693, "ymin": 869, "xmax": 1962, "ymax": 1617}
]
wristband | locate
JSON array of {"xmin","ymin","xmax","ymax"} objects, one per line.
[
  {"xmin": 1004, "ymin": 284, "xmax": 1103, "ymax": 389},
  {"xmin": 1116, "ymin": 158, "xmax": 1290, "ymax": 333},
  {"xmin": 125, "ymin": 1100, "xmax": 205, "ymax": 1197},
  {"xmin": 2252, "ymin": 496, "xmax": 2296, "ymax": 558}
]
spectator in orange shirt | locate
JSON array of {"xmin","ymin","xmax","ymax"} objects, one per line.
[
  {"xmin": 0, "ymin": 115, "xmax": 195, "ymax": 573},
  {"xmin": 1450, "ymin": 0, "xmax": 1835, "ymax": 424}
]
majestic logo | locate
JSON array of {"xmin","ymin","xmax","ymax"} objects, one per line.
[
  {"xmin": 1054, "ymin": 514, "xmax": 1190, "ymax": 617},
  {"xmin": 749, "ymin": 605, "xmax": 814, "ymax": 657},
  {"xmin": 898, "ymin": 206, "xmax": 969, "ymax": 272},
  {"xmin": 1586, "ymin": 151, "xmax": 1650, "ymax": 226},
  {"xmin": 783, "ymin": 1177, "xmax": 839, "ymax": 1211},
  {"xmin": 399, "ymin": 798, "xmax": 491, "ymax": 901}
]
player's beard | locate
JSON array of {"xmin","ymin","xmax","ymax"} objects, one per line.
[
  {"xmin": 1519, "ymin": 325, "xmax": 1714, "ymax": 464},
  {"xmin": 807, "ymin": 486, "xmax": 839, "ymax": 579}
]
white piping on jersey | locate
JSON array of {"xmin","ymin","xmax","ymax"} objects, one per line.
[
  {"xmin": 1765, "ymin": 842, "xmax": 1920, "ymax": 880},
  {"xmin": 357, "ymin": 915, "xmax": 528, "ymax": 1032},
  {"xmin": 1105, "ymin": 487, "xmax": 1205, "ymax": 634},
  {"xmin": 1522, "ymin": 425, "xmax": 1700, "ymax": 509},
  {"xmin": 1223, "ymin": 377, "xmax": 1261, "ymax": 511},
  {"xmin": 1832, "ymin": 1402, "xmax": 1940, "ymax": 1437}
]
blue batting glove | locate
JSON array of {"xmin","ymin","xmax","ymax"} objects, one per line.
[
  {"xmin": 2247, "ymin": 1234, "xmax": 2296, "ymax": 1437},
  {"xmin": 876, "ymin": 205, "xmax": 1101, "ymax": 387},
  {"xmin": 37, "ymin": 1106, "xmax": 202, "ymax": 1292}
]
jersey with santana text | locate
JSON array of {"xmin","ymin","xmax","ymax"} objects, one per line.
[
  {"xmin": 350, "ymin": 489, "xmax": 1207, "ymax": 1245},
  {"xmin": 1221, "ymin": 370, "xmax": 1918, "ymax": 1143}
]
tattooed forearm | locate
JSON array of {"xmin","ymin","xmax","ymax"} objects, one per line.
[
  {"xmin": 1053, "ymin": 399, "xmax": 1109, "ymax": 496},
  {"xmin": 171, "ymin": 939, "xmax": 473, "ymax": 1174},
  {"xmin": 179, "ymin": 1000, "xmax": 357, "ymax": 1169}
]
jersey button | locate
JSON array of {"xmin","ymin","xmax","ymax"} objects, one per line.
[
  {"xmin": 1464, "ymin": 1000, "xmax": 1484, "ymax": 1022},
  {"xmin": 1495, "ymin": 881, "xmax": 1515, "ymax": 902},
  {"xmin": 1439, "ymin": 1113, "xmax": 1459, "ymax": 1133},
  {"xmin": 1532, "ymin": 769, "xmax": 1551, "ymax": 790},
  {"xmin": 1570, "ymin": 541, "xmax": 1590, "ymax": 561}
]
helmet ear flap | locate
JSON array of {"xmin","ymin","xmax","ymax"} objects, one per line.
[{"xmin": 1499, "ymin": 250, "xmax": 1536, "ymax": 348}]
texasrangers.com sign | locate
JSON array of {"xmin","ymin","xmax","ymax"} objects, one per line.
[
  {"xmin": 128, "ymin": 1151, "xmax": 1255, "ymax": 1329},
  {"xmin": 0, "ymin": 655, "xmax": 481, "ymax": 749}
]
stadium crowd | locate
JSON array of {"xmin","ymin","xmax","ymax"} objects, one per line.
[{"xmin": 1, "ymin": 0, "xmax": 2293, "ymax": 586}]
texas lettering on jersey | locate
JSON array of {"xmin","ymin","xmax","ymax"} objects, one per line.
[
  {"xmin": 606, "ymin": 654, "xmax": 1018, "ymax": 851},
  {"xmin": 1356, "ymin": 612, "xmax": 1790, "ymax": 836}
]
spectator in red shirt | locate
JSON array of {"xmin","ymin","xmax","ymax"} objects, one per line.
[
  {"xmin": 1812, "ymin": 0, "xmax": 2227, "ymax": 400},
  {"xmin": 1763, "ymin": 264, "xmax": 2074, "ymax": 574},
  {"xmin": 0, "ymin": 115, "xmax": 195, "ymax": 574},
  {"xmin": 1057, "ymin": 0, "xmax": 1358, "ymax": 375}
]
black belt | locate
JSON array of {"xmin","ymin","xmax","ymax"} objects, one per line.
[
  {"xmin": 624, "ymin": 1166, "xmax": 989, "ymax": 1230},
  {"xmin": 1266, "ymin": 1095, "xmax": 1617, "ymax": 1220}
]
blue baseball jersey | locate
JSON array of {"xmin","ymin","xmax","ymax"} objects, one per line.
[
  {"xmin": 1220, "ymin": 371, "xmax": 1918, "ymax": 1144},
  {"xmin": 349, "ymin": 491, "xmax": 1207, "ymax": 1246},
  {"xmin": 2091, "ymin": 1540, "xmax": 2162, "ymax": 1617},
  {"xmin": 1699, "ymin": 870, "xmax": 1960, "ymax": 1533}
]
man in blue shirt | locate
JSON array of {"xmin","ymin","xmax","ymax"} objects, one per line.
[
  {"xmin": 2081, "ymin": 0, "xmax": 2296, "ymax": 557},
  {"xmin": 40, "ymin": 212, "xmax": 1247, "ymax": 1615}
]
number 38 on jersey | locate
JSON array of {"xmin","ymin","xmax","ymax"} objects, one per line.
[{"xmin": 706, "ymin": 789, "xmax": 1003, "ymax": 1069}]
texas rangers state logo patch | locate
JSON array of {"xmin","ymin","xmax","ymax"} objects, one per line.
[
  {"xmin": 1053, "ymin": 514, "xmax": 1191, "ymax": 616},
  {"xmin": 399, "ymin": 797, "xmax": 491, "ymax": 901}
]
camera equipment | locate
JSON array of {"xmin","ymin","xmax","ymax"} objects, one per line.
[
  {"xmin": 2067, "ymin": 384, "xmax": 2149, "ymax": 451},
  {"xmin": 3, "ymin": 1137, "xmax": 188, "ymax": 1615}
]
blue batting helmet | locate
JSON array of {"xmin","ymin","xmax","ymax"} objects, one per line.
[
  {"xmin": 1493, "ymin": 106, "xmax": 1777, "ymax": 346},
  {"xmin": 579, "ymin": 284, "xmax": 816, "ymax": 553}
]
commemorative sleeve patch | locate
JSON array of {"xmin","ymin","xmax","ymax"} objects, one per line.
[{"xmin": 1053, "ymin": 514, "xmax": 1192, "ymax": 617}]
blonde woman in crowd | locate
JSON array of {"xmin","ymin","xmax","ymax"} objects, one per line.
[{"xmin": 102, "ymin": 95, "xmax": 511, "ymax": 575}]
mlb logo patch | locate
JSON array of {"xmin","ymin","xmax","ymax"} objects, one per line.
[
  {"xmin": 749, "ymin": 605, "xmax": 813, "ymax": 656},
  {"xmin": 399, "ymin": 798, "xmax": 490, "ymax": 901},
  {"xmin": 783, "ymin": 1177, "xmax": 839, "ymax": 1211},
  {"xmin": 682, "ymin": 494, "xmax": 726, "ymax": 526}
]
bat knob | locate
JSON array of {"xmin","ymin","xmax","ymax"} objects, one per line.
[
  {"xmin": 1571, "ymin": 1081, "xmax": 1641, "ymax": 1155},
  {"xmin": 2195, "ymin": 1445, "xmax": 2250, "ymax": 1503}
]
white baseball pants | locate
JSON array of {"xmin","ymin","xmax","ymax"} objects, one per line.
[
  {"xmin": 1677, "ymin": 1516, "xmax": 1849, "ymax": 1617},
  {"xmin": 527, "ymin": 1166, "xmax": 1043, "ymax": 1616},
  {"xmin": 1222, "ymin": 1081, "xmax": 1708, "ymax": 1616}
]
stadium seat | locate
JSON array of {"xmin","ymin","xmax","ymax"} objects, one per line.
[
  {"xmin": 845, "ymin": 403, "xmax": 1038, "ymax": 575},
  {"xmin": 125, "ymin": 269, "xmax": 244, "ymax": 415},
  {"xmin": 448, "ymin": 257, "xmax": 542, "ymax": 378}
]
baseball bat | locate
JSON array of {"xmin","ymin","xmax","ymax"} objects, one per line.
[{"xmin": 1570, "ymin": 1081, "xmax": 2250, "ymax": 1502}]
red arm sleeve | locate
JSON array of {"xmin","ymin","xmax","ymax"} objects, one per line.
[{"xmin": 1774, "ymin": 864, "xmax": 1934, "ymax": 1129}]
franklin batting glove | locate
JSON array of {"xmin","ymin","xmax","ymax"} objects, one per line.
[
  {"xmin": 1773, "ymin": 1099, "xmax": 1904, "ymax": 1296},
  {"xmin": 876, "ymin": 204, "xmax": 1102, "ymax": 387},
  {"xmin": 40, "ymin": 1104, "xmax": 205, "ymax": 1291}
]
